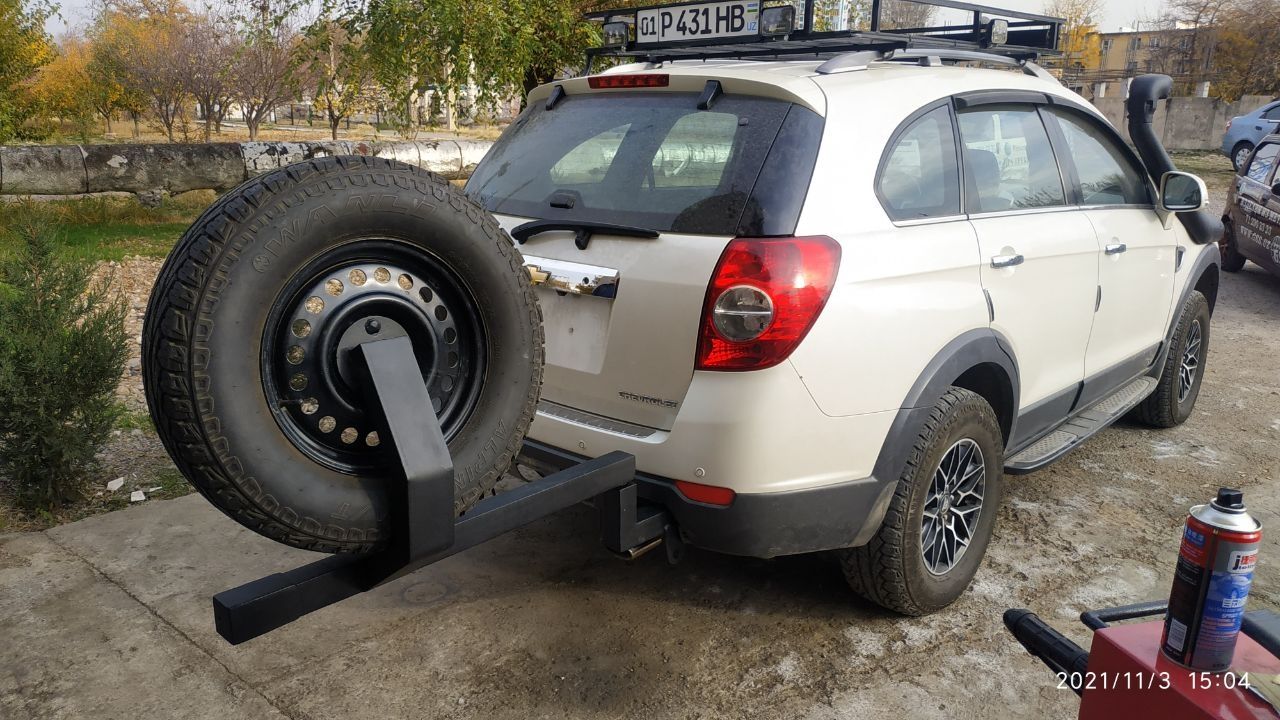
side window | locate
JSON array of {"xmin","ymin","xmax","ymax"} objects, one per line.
[
  {"xmin": 957, "ymin": 106, "xmax": 1066, "ymax": 212},
  {"xmin": 1051, "ymin": 110, "xmax": 1152, "ymax": 206},
  {"xmin": 877, "ymin": 106, "xmax": 961, "ymax": 220},
  {"xmin": 1246, "ymin": 143, "xmax": 1280, "ymax": 183},
  {"xmin": 649, "ymin": 112, "xmax": 737, "ymax": 188},
  {"xmin": 1262, "ymin": 105, "xmax": 1280, "ymax": 121},
  {"xmin": 550, "ymin": 123, "xmax": 631, "ymax": 185}
]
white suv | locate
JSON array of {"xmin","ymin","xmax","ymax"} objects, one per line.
[{"xmin": 467, "ymin": 46, "xmax": 1222, "ymax": 614}]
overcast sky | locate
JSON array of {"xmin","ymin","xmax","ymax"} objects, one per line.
[{"xmin": 45, "ymin": 0, "xmax": 1165, "ymax": 40}]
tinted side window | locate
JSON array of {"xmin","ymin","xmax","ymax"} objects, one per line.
[
  {"xmin": 1246, "ymin": 143, "xmax": 1280, "ymax": 183},
  {"xmin": 1262, "ymin": 105, "xmax": 1280, "ymax": 121},
  {"xmin": 877, "ymin": 106, "xmax": 960, "ymax": 220},
  {"xmin": 1051, "ymin": 110, "xmax": 1152, "ymax": 206},
  {"xmin": 957, "ymin": 106, "xmax": 1066, "ymax": 212}
]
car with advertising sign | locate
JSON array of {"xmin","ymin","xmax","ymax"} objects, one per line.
[{"xmin": 1222, "ymin": 134, "xmax": 1280, "ymax": 279}]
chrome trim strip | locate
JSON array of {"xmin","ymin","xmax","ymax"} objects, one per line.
[
  {"xmin": 522, "ymin": 254, "xmax": 619, "ymax": 298},
  {"xmin": 536, "ymin": 400, "xmax": 659, "ymax": 439}
]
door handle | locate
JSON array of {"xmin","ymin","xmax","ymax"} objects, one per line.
[
  {"xmin": 1105, "ymin": 243, "xmax": 1128, "ymax": 255},
  {"xmin": 990, "ymin": 253, "xmax": 1024, "ymax": 269}
]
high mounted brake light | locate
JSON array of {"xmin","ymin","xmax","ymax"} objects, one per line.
[
  {"xmin": 587, "ymin": 74, "xmax": 670, "ymax": 89},
  {"xmin": 696, "ymin": 236, "xmax": 841, "ymax": 371}
]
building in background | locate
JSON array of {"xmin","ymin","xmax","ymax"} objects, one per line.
[{"xmin": 1067, "ymin": 24, "xmax": 1216, "ymax": 99}]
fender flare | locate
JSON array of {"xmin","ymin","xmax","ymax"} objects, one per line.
[
  {"xmin": 851, "ymin": 328, "xmax": 1020, "ymax": 546},
  {"xmin": 1150, "ymin": 244, "xmax": 1221, "ymax": 378}
]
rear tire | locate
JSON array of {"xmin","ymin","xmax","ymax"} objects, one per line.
[
  {"xmin": 1221, "ymin": 221, "xmax": 1247, "ymax": 273},
  {"xmin": 143, "ymin": 156, "xmax": 544, "ymax": 553},
  {"xmin": 1232, "ymin": 142, "xmax": 1254, "ymax": 172},
  {"xmin": 839, "ymin": 388, "xmax": 1004, "ymax": 616},
  {"xmin": 1132, "ymin": 291, "xmax": 1210, "ymax": 428}
]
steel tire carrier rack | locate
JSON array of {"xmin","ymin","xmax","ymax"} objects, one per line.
[
  {"xmin": 583, "ymin": 0, "xmax": 1062, "ymax": 73},
  {"xmin": 212, "ymin": 336, "xmax": 674, "ymax": 645}
]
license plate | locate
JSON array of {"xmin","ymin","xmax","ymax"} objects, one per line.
[{"xmin": 636, "ymin": 1, "xmax": 760, "ymax": 45}]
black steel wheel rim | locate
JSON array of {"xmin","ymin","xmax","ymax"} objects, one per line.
[{"xmin": 262, "ymin": 238, "xmax": 486, "ymax": 474}]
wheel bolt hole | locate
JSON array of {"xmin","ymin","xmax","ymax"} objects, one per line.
[
  {"xmin": 305, "ymin": 296, "xmax": 324, "ymax": 314},
  {"xmin": 397, "ymin": 274, "xmax": 413, "ymax": 290},
  {"xmin": 286, "ymin": 345, "xmax": 305, "ymax": 364},
  {"xmin": 300, "ymin": 398, "xmax": 319, "ymax": 415},
  {"xmin": 289, "ymin": 373, "xmax": 308, "ymax": 391},
  {"xmin": 340, "ymin": 427, "xmax": 358, "ymax": 444},
  {"xmin": 444, "ymin": 327, "xmax": 457, "ymax": 344},
  {"xmin": 325, "ymin": 279, "xmax": 344, "ymax": 296},
  {"xmin": 349, "ymin": 269, "xmax": 367, "ymax": 286},
  {"xmin": 447, "ymin": 352, "xmax": 458, "ymax": 368},
  {"xmin": 431, "ymin": 396, "xmax": 442, "ymax": 412},
  {"xmin": 435, "ymin": 305, "xmax": 448, "ymax": 321},
  {"xmin": 318, "ymin": 416, "xmax": 336, "ymax": 433},
  {"xmin": 419, "ymin": 287, "xmax": 433, "ymax": 303},
  {"xmin": 441, "ymin": 375, "xmax": 454, "ymax": 392},
  {"xmin": 366, "ymin": 431, "xmax": 380, "ymax": 447},
  {"xmin": 374, "ymin": 267, "xmax": 391, "ymax": 284},
  {"xmin": 292, "ymin": 319, "xmax": 311, "ymax": 338}
]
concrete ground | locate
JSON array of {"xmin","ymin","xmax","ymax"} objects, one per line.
[{"xmin": 5, "ymin": 224, "xmax": 1280, "ymax": 717}]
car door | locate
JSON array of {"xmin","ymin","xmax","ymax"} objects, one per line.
[
  {"xmin": 1044, "ymin": 107, "xmax": 1174, "ymax": 407},
  {"xmin": 1251, "ymin": 105, "xmax": 1280, "ymax": 145},
  {"xmin": 1232, "ymin": 140, "xmax": 1280, "ymax": 274},
  {"xmin": 957, "ymin": 103, "xmax": 1098, "ymax": 440}
]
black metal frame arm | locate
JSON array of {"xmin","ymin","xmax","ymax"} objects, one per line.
[{"xmin": 212, "ymin": 335, "xmax": 661, "ymax": 645}]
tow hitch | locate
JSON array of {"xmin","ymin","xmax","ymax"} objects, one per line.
[{"xmin": 212, "ymin": 335, "xmax": 673, "ymax": 645}]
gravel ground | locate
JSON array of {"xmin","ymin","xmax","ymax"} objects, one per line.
[{"xmin": 11, "ymin": 154, "xmax": 1279, "ymax": 717}]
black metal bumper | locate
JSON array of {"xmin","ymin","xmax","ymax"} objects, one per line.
[{"xmin": 520, "ymin": 439, "xmax": 893, "ymax": 558}]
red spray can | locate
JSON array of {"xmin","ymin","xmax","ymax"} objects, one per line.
[{"xmin": 1160, "ymin": 488, "xmax": 1262, "ymax": 671}]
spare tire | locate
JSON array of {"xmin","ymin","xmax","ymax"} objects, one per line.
[{"xmin": 143, "ymin": 156, "xmax": 543, "ymax": 553}]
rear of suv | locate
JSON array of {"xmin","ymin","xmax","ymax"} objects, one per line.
[{"xmin": 466, "ymin": 46, "xmax": 1221, "ymax": 615}]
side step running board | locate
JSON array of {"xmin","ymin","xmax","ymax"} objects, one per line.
[{"xmin": 1005, "ymin": 377, "xmax": 1157, "ymax": 474}]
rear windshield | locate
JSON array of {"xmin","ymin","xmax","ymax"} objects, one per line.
[{"xmin": 466, "ymin": 91, "xmax": 818, "ymax": 236}]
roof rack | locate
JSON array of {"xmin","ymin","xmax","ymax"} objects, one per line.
[{"xmin": 583, "ymin": 0, "xmax": 1062, "ymax": 72}]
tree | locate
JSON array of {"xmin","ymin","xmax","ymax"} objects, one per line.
[
  {"xmin": 0, "ymin": 0, "xmax": 56, "ymax": 142},
  {"xmin": 227, "ymin": 0, "xmax": 302, "ymax": 140},
  {"xmin": 1210, "ymin": 0, "xmax": 1280, "ymax": 100},
  {"xmin": 301, "ymin": 17, "xmax": 372, "ymax": 140},
  {"xmin": 1045, "ymin": 0, "xmax": 1103, "ymax": 86},
  {"xmin": 90, "ymin": 5, "xmax": 194, "ymax": 142},
  {"xmin": 180, "ymin": 12, "xmax": 239, "ymax": 140},
  {"xmin": 33, "ymin": 36, "xmax": 99, "ymax": 139}
]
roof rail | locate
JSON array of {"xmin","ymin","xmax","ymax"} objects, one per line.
[
  {"xmin": 813, "ymin": 48, "xmax": 1058, "ymax": 82},
  {"xmin": 583, "ymin": 0, "xmax": 1062, "ymax": 72}
]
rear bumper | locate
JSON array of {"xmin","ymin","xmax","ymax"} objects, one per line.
[{"xmin": 520, "ymin": 439, "xmax": 896, "ymax": 558}]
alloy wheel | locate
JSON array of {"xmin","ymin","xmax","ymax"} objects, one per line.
[
  {"xmin": 1179, "ymin": 319, "xmax": 1203, "ymax": 404},
  {"xmin": 921, "ymin": 438, "xmax": 986, "ymax": 576}
]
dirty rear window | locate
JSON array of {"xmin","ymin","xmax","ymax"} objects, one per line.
[{"xmin": 466, "ymin": 91, "xmax": 815, "ymax": 236}]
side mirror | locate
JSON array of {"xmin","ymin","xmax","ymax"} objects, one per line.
[
  {"xmin": 1271, "ymin": 180, "xmax": 1280, "ymax": 196},
  {"xmin": 1160, "ymin": 171, "xmax": 1207, "ymax": 212}
]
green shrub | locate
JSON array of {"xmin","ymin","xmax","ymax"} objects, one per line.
[{"xmin": 0, "ymin": 214, "xmax": 128, "ymax": 512}]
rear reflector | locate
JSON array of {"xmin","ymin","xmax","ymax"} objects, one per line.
[
  {"xmin": 675, "ymin": 480, "xmax": 736, "ymax": 507},
  {"xmin": 588, "ymin": 74, "xmax": 670, "ymax": 89}
]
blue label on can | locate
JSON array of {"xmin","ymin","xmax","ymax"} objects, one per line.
[{"xmin": 1193, "ymin": 552, "xmax": 1257, "ymax": 670}]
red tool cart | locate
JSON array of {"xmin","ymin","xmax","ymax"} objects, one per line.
[{"xmin": 1006, "ymin": 601, "xmax": 1280, "ymax": 718}]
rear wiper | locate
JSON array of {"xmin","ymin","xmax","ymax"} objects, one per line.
[{"xmin": 511, "ymin": 219, "xmax": 658, "ymax": 250}]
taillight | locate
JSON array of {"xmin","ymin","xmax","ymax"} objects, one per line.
[
  {"xmin": 696, "ymin": 236, "xmax": 840, "ymax": 371},
  {"xmin": 587, "ymin": 74, "xmax": 670, "ymax": 89}
]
